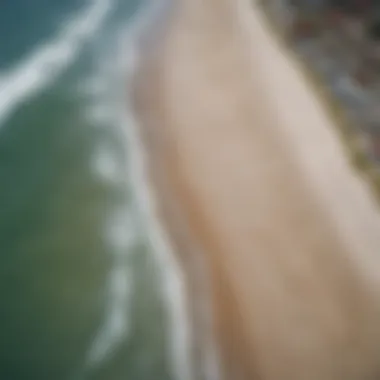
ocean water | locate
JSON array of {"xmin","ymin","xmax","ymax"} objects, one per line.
[{"xmin": 0, "ymin": 1, "xmax": 193, "ymax": 379}]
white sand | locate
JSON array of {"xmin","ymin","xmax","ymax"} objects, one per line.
[{"xmin": 133, "ymin": 1, "xmax": 380, "ymax": 378}]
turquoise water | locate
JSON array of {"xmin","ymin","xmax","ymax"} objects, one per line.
[{"xmin": 0, "ymin": 1, "xmax": 185, "ymax": 379}]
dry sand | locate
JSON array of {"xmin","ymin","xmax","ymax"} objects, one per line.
[{"xmin": 133, "ymin": 0, "xmax": 380, "ymax": 379}]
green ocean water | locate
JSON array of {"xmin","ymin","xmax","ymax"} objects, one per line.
[{"xmin": 0, "ymin": 1, "xmax": 179, "ymax": 379}]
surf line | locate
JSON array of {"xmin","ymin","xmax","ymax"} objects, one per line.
[
  {"xmin": 0, "ymin": 0, "xmax": 114, "ymax": 128},
  {"xmin": 121, "ymin": 1, "xmax": 194, "ymax": 380}
]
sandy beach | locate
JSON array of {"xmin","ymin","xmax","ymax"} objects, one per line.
[{"xmin": 133, "ymin": 0, "xmax": 380, "ymax": 379}]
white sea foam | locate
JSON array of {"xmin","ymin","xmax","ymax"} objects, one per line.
[
  {"xmin": 86, "ymin": 263, "xmax": 133, "ymax": 366},
  {"xmin": 0, "ymin": 0, "xmax": 114, "ymax": 128},
  {"xmin": 82, "ymin": 14, "xmax": 138, "ymax": 371},
  {"xmin": 86, "ymin": 96, "xmax": 135, "ymax": 369},
  {"xmin": 87, "ymin": 0, "xmax": 219, "ymax": 379},
  {"xmin": 92, "ymin": 146, "xmax": 121, "ymax": 184},
  {"xmin": 120, "ymin": 2, "xmax": 222, "ymax": 380},
  {"xmin": 85, "ymin": 104, "xmax": 114, "ymax": 125},
  {"xmin": 117, "ymin": 2, "xmax": 195, "ymax": 380},
  {"xmin": 78, "ymin": 76, "xmax": 108, "ymax": 97},
  {"xmin": 106, "ymin": 211, "xmax": 137, "ymax": 254},
  {"xmin": 86, "ymin": 204, "xmax": 137, "ymax": 367}
]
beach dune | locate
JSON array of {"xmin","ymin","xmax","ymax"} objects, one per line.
[{"xmin": 133, "ymin": 0, "xmax": 380, "ymax": 379}]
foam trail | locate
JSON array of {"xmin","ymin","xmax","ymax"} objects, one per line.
[
  {"xmin": 86, "ymin": 208, "xmax": 136, "ymax": 367},
  {"xmin": 86, "ymin": 101, "xmax": 135, "ymax": 368},
  {"xmin": 87, "ymin": 0, "xmax": 218, "ymax": 378},
  {"xmin": 121, "ymin": 3, "xmax": 221, "ymax": 380},
  {"xmin": 87, "ymin": 265, "xmax": 132, "ymax": 365},
  {"xmin": 106, "ymin": 212, "xmax": 137, "ymax": 254},
  {"xmin": 83, "ymin": 18, "xmax": 138, "ymax": 369},
  {"xmin": 85, "ymin": 104, "xmax": 114, "ymax": 125},
  {"xmin": 92, "ymin": 146, "xmax": 122, "ymax": 184},
  {"xmin": 0, "ymin": 0, "xmax": 114, "ymax": 127},
  {"xmin": 119, "ymin": 2, "xmax": 223, "ymax": 379},
  {"xmin": 117, "ymin": 1, "xmax": 194, "ymax": 379},
  {"xmin": 78, "ymin": 76, "xmax": 108, "ymax": 97}
]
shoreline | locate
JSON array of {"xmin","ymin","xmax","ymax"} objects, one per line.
[
  {"xmin": 132, "ymin": 0, "xmax": 380, "ymax": 379},
  {"xmin": 132, "ymin": 1, "xmax": 268, "ymax": 377},
  {"xmin": 124, "ymin": 2, "xmax": 198, "ymax": 380},
  {"xmin": 131, "ymin": 13, "xmax": 222, "ymax": 380}
]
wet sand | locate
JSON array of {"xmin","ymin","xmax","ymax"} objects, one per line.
[{"xmin": 133, "ymin": 0, "xmax": 380, "ymax": 379}]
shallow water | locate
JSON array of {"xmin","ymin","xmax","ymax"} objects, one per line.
[{"xmin": 0, "ymin": 1, "xmax": 188, "ymax": 379}]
